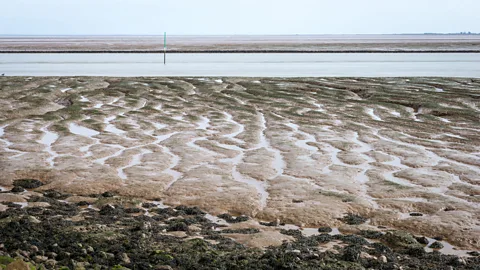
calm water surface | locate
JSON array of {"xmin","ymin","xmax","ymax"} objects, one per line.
[{"xmin": 1, "ymin": 53, "xmax": 479, "ymax": 77}]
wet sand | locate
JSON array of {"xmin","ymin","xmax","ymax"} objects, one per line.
[{"xmin": 0, "ymin": 76, "xmax": 479, "ymax": 251}]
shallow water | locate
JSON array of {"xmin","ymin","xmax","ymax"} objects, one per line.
[
  {"xmin": 2, "ymin": 53, "xmax": 480, "ymax": 77},
  {"xmin": 69, "ymin": 123, "xmax": 100, "ymax": 137}
]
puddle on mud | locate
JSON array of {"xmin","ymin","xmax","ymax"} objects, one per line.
[
  {"xmin": 104, "ymin": 116, "xmax": 126, "ymax": 134},
  {"xmin": 69, "ymin": 123, "xmax": 100, "ymax": 137},
  {"xmin": 366, "ymin": 108, "xmax": 383, "ymax": 121},
  {"xmin": 38, "ymin": 126, "xmax": 59, "ymax": 167}
]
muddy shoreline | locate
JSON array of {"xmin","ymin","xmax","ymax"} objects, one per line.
[
  {"xmin": 0, "ymin": 183, "xmax": 479, "ymax": 269},
  {"xmin": 1, "ymin": 76, "xmax": 479, "ymax": 255}
]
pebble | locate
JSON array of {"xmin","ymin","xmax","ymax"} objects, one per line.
[
  {"xmin": 102, "ymin": 191, "xmax": 115, "ymax": 197},
  {"xmin": 429, "ymin": 241, "xmax": 444, "ymax": 249},
  {"xmin": 454, "ymin": 257, "xmax": 466, "ymax": 266},
  {"xmin": 379, "ymin": 255, "xmax": 388, "ymax": 263},
  {"xmin": 318, "ymin": 227, "xmax": 333, "ymax": 233},
  {"xmin": 415, "ymin": 236, "xmax": 429, "ymax": 245},
  {"xmin": 45, "ymin": 259, "xmax": 57, "ymax": 268},
  {"xmin": 33, "ymin": 255, "xmax": 48, "ymax": 263},
  {"xmin": 46, "ymin": 252, "xmax": 57, "ymax": 258},
  {"xmin": 28, "ymin": 216, "xmax": 41, "ymax": 224},
  {"xmin": 10, "ymin": 186, "xmax": 25, "ymax": 193},
  {"xmin": 120, "ymin": 253, "xmax": 131, "ymax": 264},
  {"xmin": 30, "ymin": 245, "xmax": 39, "ymax": 253}
]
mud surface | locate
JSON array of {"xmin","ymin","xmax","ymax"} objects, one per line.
[
  {"xmin": 0, "ymin": 77, "xmax": 479, "ymax": 252},
  {"xmin": 0, "ymin": 189, "xmax": 479, "ymax": 269},
  {"xmin": 1, "ymin": 35, "xmax": 480, "ymax": 52}
]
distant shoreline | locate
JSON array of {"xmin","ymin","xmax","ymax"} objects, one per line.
[{"xmin": 2, "ymin": 50, "xmax": 480, "ymax": 53}]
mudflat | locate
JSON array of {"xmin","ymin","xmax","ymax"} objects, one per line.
[
  {"xmin": 2, "ymin": 35, "xmax": 480, "ymax": 52},
  {"xmin": 0, "ymin": 76, "xmax": 479, "ymax": 253}
]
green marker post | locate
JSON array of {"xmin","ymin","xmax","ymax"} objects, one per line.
[{"xmin": 164, "ymin": 32, "xmax": 167, "ymax": 65}]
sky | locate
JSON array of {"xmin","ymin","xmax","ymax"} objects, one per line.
[{"xmin": 1, "ymin": 0, "xmax": 479, "ymax": 35}]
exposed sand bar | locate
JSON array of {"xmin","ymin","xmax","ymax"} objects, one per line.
[
  {"xmin": 1, "ymin": 34, "xmax": 480, "ymax": 52},
  {"xmin": 0, "ymin": 76, "xmax": 479, "ymax": 250}
]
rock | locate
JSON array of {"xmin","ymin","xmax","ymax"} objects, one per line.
[
  {"xmin": 379, "ymin": 255, "xmax": 388, "ymax": 263},
  {"xmin": 10, "ymin": 186, "xmax": 25, "ymax": 193},
  {"xmin": 174, "ymin": 205, "xmax": 205, "ymax": 215},
  {"xmin": 415, "ymin": 236, "xmax": 429, "ymax": 245},
  {"xmin": 102, "ymin": 191, "xmax": 116, "ymax": 197},
  {"xmin": 409, "ymin": 212, "xmax": 423, "ymax": 217},
  {"xmin": 217, "ymin": 213, "xmax": 249, "ymax": 223},
  {"xmin": 99, "ymin": 204, "xmax": 123, "ymax": 216},
  {"xmin": 30, "ymin": 245, "xmax": 39, "ymax": 253},
  {"xmin": 429, "ymin": 241, "xmax": 444, "ymax": 249},
  {"xmin": 433, "ymin": 236, "xmax": 443, "ymax": 241},
  {"xmin": 46, "ymin": 252, "xmax": 57, "ymax": 258},
  {"xmin": 73, "ymin": 261, "xmax": 89, "ymax": 270},
  {"xmin": 55, "ymin": 97, "xmax": 73, "ymax": 107},
  {"xmin": 444, "ymin": 206, "xmax": 456, "ymax": 211},
  {"xmin": 33, "ymin": 255, "xmax": 48, "ymax": 263},
  {"xmin": 6, "ymin": 259, "xmax": 30, "ymax": 270},
  {"xmin": 292, "ymin": 199, "xmax": 304, "ymax": 203},
  {"xmin": 99, "ymin": 251, "xmax": 107, "ymax": 259},
  {"xmin": 188, "ymin": 225, "xmax": 202, "ymax": 233},
  {"xmin": 360, "ymin": 230, "xmax": 383, "ymax": 239},
  {"xmin": 339, "ymin": 213, "xmax": 367, "ymax": 225},
  {"xmin": 318, "ymin": 227, "xmax": 333, "ymax": 233},
  {"xmin": 86, "ymin": 246, "xmax": 94, "ymax": 253},
  {"xmin": 120, "ymin": 253, "xmax": 131, "ymax": 264},
  {"xmin": 45, "ymin": 259, "xmax": 56, "ymax": 268},
  {"xmin": 43, "ymin": 190, "xmax": 68, "ymax": 199},
  {"xmin": 18, "ymin": 251, "xmax": 29, "ymax": 258},
  {"xmin": 13, "ymin": 179, "xmax": 44, "ymax": 189},
  {"xmin": 406, "ymin": 246, "xmax": 426, "ymax": 256},
  {"xmin": 453, "ymin": 257, "xmax": 467, "ymax": 266},
  {"xmin": 382, "ymin": 231, "xmax": 423, "ymax": 249},
  {"xmin": 343, "ymin": 245, "xmax": 361, "ymax": 262},
  {"xmin": 28, "ymin": 216, "xmax": 41, "ymax": 224},
  {"xmin": 467, "ymin": 251, "xmax": 479, "ymax": 256},
  {"xmin": 125, "ymin": 207, "xmax": 143, "ymax": 214},
  {"xmin": 155, "ymin": 266, "xmax": 173, "ymax": 270},
  {"xmin": 167, "ymin": 221, "xmax": 188, "ymax": 232},
  {"xmin": 142, "ymin": 202, "xmax": 156, "ymax": 208},
  {"xmin": 260, "ymin": 220, "xmax": 278, "ymax": 227},
  {"xmin": 76, "ymin": 201, "xmax": 90, "ymax": 206}
]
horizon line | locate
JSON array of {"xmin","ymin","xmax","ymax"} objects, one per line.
[{"xmin": 1, "ymin": 33, "xmax": 479, "ymax": 37}]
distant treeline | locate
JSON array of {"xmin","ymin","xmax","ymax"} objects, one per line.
[{"xmin": 422, "ymin": 32, "xmax": 479, "ymax": 35}]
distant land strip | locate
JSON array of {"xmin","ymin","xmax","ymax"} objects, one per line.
[{"xmin": 1, "ymin": 50, "xmax": 480, "ymax": 53}]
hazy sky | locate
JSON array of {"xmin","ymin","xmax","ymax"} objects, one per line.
[{"xmin": 1, "ymin": 0, "xmax": 479, "ymax": 35}]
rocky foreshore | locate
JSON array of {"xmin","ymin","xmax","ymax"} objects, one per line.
[{"xmin": 0, "ymin": 179, "xmax": 479, "ymax": 270}]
